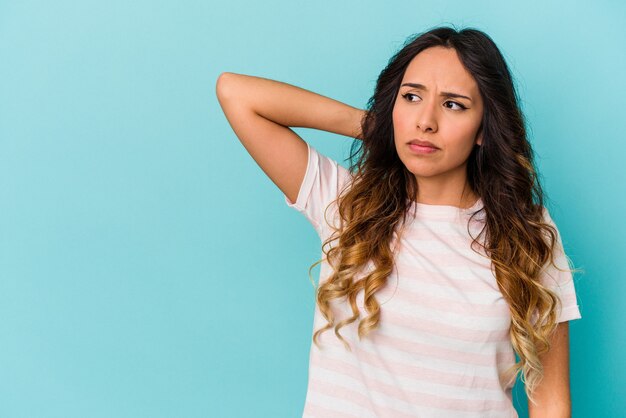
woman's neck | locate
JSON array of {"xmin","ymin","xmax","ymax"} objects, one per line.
[{"xmin": 412, "ymin": 188, "xmax": 480, "ymax": 209}]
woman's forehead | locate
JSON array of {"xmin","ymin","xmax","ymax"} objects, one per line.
[{"xmin": 402, "ymin": 47, "xmax": 479, "ymax": 96}]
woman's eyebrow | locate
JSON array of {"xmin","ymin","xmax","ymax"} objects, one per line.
[{"xmin": 401, "ymin": 82, "xmax": 472, "ymax": 102}]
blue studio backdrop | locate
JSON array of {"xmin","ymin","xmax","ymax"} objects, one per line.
[{"xmin": 0, "ymin": 1, "xmax": 624, "ymax": 417}]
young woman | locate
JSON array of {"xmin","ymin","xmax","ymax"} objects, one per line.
[{"xmin": 216, "ymin": 26, "xmax": 582, "ymax": 418}]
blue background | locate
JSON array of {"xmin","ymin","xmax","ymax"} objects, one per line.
[{"xmin": 1, "ymin": 1, "xmax": 624, "ymax": 417}]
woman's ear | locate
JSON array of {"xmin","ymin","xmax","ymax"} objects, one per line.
[{"xmin": 475, "ymin": 125, "xmax": 483, "ymax": 146}]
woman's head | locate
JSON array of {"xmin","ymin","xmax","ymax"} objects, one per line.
[
  {"xmin": 311, "ymin": 25, "xmax": 573, "ymax": 406},
  {"xmin": 359, "ymin": 25, "xmax": 529, "ymax": 208}
]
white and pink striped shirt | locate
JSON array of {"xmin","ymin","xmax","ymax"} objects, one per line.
[{"xmin": 285, "ymin": 142, "xmax": 582, "ymax": 418}]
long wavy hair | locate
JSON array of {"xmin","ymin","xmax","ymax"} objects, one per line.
[{"xmin": 306, "ymin": 25, "xmax": 581, "ymax": 405}]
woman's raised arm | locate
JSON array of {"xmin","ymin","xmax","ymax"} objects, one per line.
[{"xmin": 215, "ymin": 72, "xmax": 364, "ymax": 204}]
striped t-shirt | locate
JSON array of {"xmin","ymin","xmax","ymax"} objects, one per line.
[{"xmin": 284, "ymin": 142, "xmax": 582, "ymax": 418}]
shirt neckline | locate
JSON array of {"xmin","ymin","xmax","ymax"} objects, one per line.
[{"xmin": 405, "ymin": 197, "xmax": 485, "ymax": 221}]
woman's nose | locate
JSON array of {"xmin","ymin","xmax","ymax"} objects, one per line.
[{"xmin": 416, "ymin": 99, "xmax": 438, "ymax": 132}]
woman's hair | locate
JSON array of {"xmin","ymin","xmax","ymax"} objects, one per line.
[{"xmin": 306, "ymin": 25, "xmax": 581, "ymax": 405}]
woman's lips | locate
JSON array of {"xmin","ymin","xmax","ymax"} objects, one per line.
[{"xmin": 408, "ymin": 143, "xmax": 439, "ymax": 154}]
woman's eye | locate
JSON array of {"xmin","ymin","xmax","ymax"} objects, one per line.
[
  {"xmin": 402, "ymin": 93, "xmax": 419, "ymax": 102},
  {"xmin": 445, "ymin": 101, "xmax": 466, "ymax": 110}
]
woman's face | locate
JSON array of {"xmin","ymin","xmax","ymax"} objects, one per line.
[{"xmin": 392, "ymin": 46, "xmax": 484, "ymax": 183}]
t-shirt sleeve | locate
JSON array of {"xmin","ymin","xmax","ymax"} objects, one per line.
[
  {"xmin": 539, "ymin": 206, "xmax": 583, "ymax": 323},
  {"xmin": 284, "ymin": 142, "xmax": 352, "ymax": 237}
]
